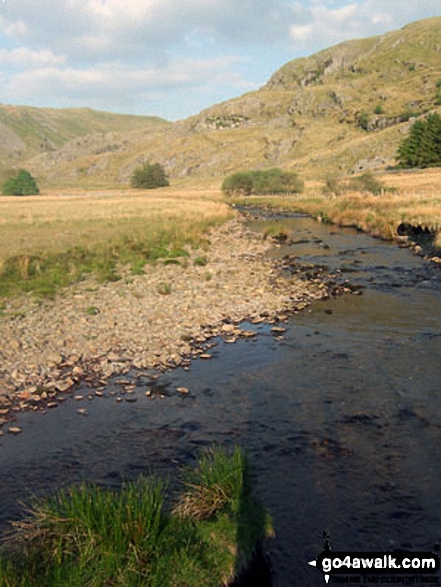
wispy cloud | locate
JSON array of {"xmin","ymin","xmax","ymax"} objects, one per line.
[
  {"xmin": 289, "ymin": 0, "xmax": 440, "ymax": 50},
  {"xmin": 0, "ymin": 0, "xmax": 439, "ymax": 118}
]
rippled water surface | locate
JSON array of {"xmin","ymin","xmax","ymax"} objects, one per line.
[{"xmin": 1, "ymin": 215, "xmax": 441, "ymax": 586}]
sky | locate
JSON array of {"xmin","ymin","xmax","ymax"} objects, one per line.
[{"xmin": 0, "ymin": 1, "xmax": 439, "ymax": 121}]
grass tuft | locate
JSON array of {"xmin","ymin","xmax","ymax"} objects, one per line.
[{"xmin": 0, "ymin": 447, "xmax": 272, "ymax": 587}]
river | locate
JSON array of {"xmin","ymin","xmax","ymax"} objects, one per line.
[{"xmin": 1, "ymin": 213, "xmax": 441, "ymax": 586}]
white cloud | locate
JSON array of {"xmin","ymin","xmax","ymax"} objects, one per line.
[
  {"xmin": 0, "ymin": 0, "xmax": 295, "ymax": 62},
  {"xmin": 0, "ymin": 47, "xmax": 66, "ymax": 67},
  {"xmin": 289, "ymin": 0, "xmax": 440, "ymax": 50},
  {"xmin": 0, "ymin": 0, "xmax": 439, "ymax": 118},
  {"xmin": 1, "ymin": 56, "xmax": 245, "ymax": 104}
]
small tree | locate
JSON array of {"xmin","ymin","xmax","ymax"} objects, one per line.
[
  {"xmin": 2, "ymin": 169, "xmax": 39, "ymax": 196},
  {"xmin": 222, "ymin": 168, "xmax": 304, "ymax": 196},
  {"xmin": 221, "ymin": 172, "xmax": 254, "ymax": 195},
  {"xmin": 130, "ymin": 162, "xmax": 169, "ymax": 189},
  {"xmin": 397, "ymin": 113, "xmax": 441, "ymax": 168}
]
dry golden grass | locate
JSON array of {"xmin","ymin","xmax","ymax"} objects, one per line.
[
  {"xmin": 231, "ymin": 168, "xmax": 441, "ymax": 246},
  {"xmin": 0, "ymin": 187, "xmax": 231, "ymax": 260}
]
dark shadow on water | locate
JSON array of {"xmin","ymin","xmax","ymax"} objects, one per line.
[
  {"xmin": 231, "ymin": 546, "xmax": 273, "ymax": 587},
  {"xmin": 232, "ymin": 458, "xmax": 273, "ymax": 587}
]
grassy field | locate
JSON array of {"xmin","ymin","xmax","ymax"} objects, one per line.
[
  {"xmin": 1, "ymin": 168, "xmax": 439, "ymax": 298},
  {"xmin": 230, "ymin": 168, "xmax": 441, "ymax": 247},
  {"xmin": 0, "ymin": 447, "xmax": 272, "ymax": 587},
  {"xmin": 0, "ymin": 186, "xmax": 233, "ymax": 297}
]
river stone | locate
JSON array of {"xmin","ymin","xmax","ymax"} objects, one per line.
[
  {"xmin": 221, "ymin": 324, "xmax": 235, "ymax": 333},
  {"xmin": 46, "ymin": 353, "xmax": 63, "ymax": 365},
  {"xmin": 242, "ymin": 331, "xmax": 257, "ymax": 338},
  {"xmin": 8, "ymin": 427, "xmax": 22, "ymax": 435},
  {"xmin": 271, "ymin": 326, "xmax": 287, "ymax": 334},
  {"xmin": 55, "ymin": 378, "xmax": 74, "ymax": 392},
  {"xmin": 177, "ymin": 387, "xmax": 189, "ymax": 394}
]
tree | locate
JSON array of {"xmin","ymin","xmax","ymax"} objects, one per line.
[
  {"xmin": 130, "ymin": 162, "xmax": 169, "ymax": 189},
  {"xmin": 221, "ymin": 172, "xmax": 254, "ymax": 195},
  {"xmin": 397, "ymin": 113, "xmax": 441, "ymax": 168},
  {"xmin": 222, "ymin": 168, "xmax": 304, "ymax": 196},
  {"xmin": 2, "ymin": 169, "xmax": 39, "ymax": 196}
]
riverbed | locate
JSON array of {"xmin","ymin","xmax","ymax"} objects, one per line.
[{"xmin": 1, "ymin": 213, "xmax": 441, "ymax": 586}]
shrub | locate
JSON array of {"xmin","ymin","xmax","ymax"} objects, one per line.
[
  {"xmin": 193, "ymin": 255, "xmax": 208, "ymax": 266},
  {"xmin": 357, "ymin": 111, "xmax": 369, "ymax": 131},
  {"xmin": 322, "ymin": 175, "xmax": 345, "ymax": 196},
  {"xmin": 131, "ymin": 162, "xmax": 169, "ymax": 189},
  {"xmin": 2, "ymin": 169, "xmax": 39, "ymax": 196},
  {"xmin": 348, "ymin": 171, "xmax": 387, "ymax": 195},
  {"xmin": 221, "ymin": 171, "xmax": 254, "ymax": 195},
  {"xmin": 222, "ymin": 168, "xmax": 304, "ymax": 196}
]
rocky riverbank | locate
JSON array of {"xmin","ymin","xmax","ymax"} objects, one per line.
[{"xmin": 0, "ymin": 216, "xmax": 345, "ymax": 431}]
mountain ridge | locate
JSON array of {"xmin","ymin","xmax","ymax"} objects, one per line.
[{"xmin": 3, "ymin": 16, "xmax": 441, "ymax": 187}]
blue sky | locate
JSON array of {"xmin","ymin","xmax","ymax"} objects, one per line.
[{"xmin": 0, "ymin": 1, "xmax": 439, "ymax": 121}]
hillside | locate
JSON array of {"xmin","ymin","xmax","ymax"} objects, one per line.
[
  {"xmin": 0, "ymin": 105, "xmax": 170, "ymax": 182},
  {"xmin": 17, "ymin": 17, "xmax": 441, "ymax": 186}
]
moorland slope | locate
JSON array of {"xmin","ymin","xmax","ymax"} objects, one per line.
[{"xmin": 5, "ymin": 17, "xmax": 441, "ymax": 187}]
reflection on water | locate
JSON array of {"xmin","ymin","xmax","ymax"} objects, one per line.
[{"xmin": 1, "ymin": 215, "xmax": 441, "ymax": 586}]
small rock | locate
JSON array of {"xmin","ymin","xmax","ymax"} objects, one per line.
[
  {"xmin": 46, "ymin": 353, "xmax": 63, "ymax": 365},
  {"xmin": 8, "ymin": 427, "xmax": 22, "ymax": 435},
  {"xmin": 46, "ymin": 402, "xmax": 58, "ymax": 409},
  {"xmin": 242, "ymin": 331, "xmax": 257, "ymax": 338},
  {"xmin": 177, "ymin": 387, "xmax": 189, "ymax": 394},
  {"xmin": 199, "ymin": 354, "xmax": 212, "ymax": 360},
  {"xmin": 271, "ymin": 326, "xmax": 287, "ymax": 334},
  {"xmin": 74, "ymin": 395, "xmax": 84, "ymax": 400},
  {"xmin": 221, "ymin": 324, "xmax": 235, "ymax": 333},
  {"xmin": 77, "ymin": 408, "xmax": 88, "ymax": 416},
  {"xmin": 55, "ymin": 378, "xmax": 74, "ymax": 392}
]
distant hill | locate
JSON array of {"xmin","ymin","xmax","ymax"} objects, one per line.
[
  {"xmin": 0, "ymin": 105, "xmax": 170, "ymax": 182},
  {"xmin": 13, "ymin": 17, "xmax": 441, "ymax": 186}
]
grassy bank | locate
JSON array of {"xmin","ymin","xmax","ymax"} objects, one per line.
[
  {"xmin": 0, "ymin": 447, "xmax": 272, "ymax": 587},
  {"xmin": 230, "ymin": 169, "xmax": 441, "ymax": 247},
  {"xmin": 0, "ymin": 188, "xmax": 233, "ymax": 297}
]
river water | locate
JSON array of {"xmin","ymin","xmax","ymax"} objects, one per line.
[{"xmin": 1, "ymin": 214, "xmax": 441, "ymax": 586}]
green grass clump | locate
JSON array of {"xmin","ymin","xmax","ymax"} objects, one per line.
[
  {"xmin": 0, "ymin": 225, "xmax": 206, "ymax": 298},
  {"xmin": 262, "ymin": 223, "xmax": 290, "ymax": 240},
  {"xmin": 0, "ymin": 447, "xmax": 272, "ymax": 587},
  {"xmin": 193, "ymin": 255, "xmax": 208, "ymax": 266}
]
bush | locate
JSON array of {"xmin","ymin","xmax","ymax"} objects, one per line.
[
  {"xmin": 348, "ymin": 171, "xmax": 387, "ymax": 195},
  {"xmin": 131, "ymin": 162, "xmax": 169, "ymax": 189},
  {"xmin": 322, "ymin": 175, "xmax": 344, "ymax": 196},
  {"xmin": 221, "ymin": 171, "xmax": 254, "ymax": 195},
  {"xmin": 2, "ymin": 169, "xmax": 39, "ymax": 196},
  {"xmin": 222, "ymin": 168, "xmax": 304, "ymax": 196}
]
